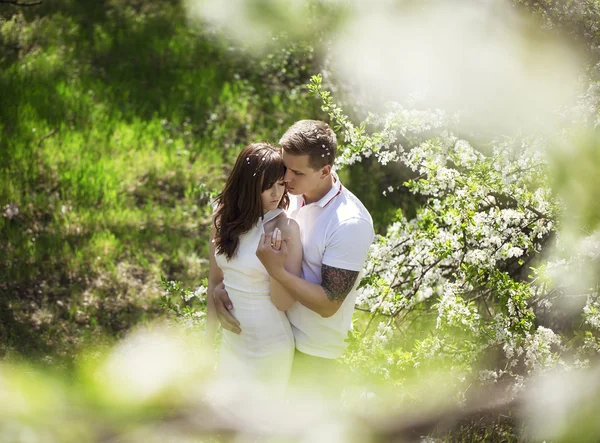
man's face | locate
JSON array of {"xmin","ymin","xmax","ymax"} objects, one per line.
[{"xmin": 282, "ymin": 152, "xmax": 322, "ymax": 196}]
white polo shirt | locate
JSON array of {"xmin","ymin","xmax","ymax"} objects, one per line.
[{"xmin": 286, "ymin": 176, "xmax": 374, "ymax": 358}]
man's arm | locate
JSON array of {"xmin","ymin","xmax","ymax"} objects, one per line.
[
  {"xmin": 256, "ymin": 234, "xmax": 360, "ymax": 317},
  {"xmin": 321, "ymin": 264, "xmax": 361, "ymax": 304},
  {"xmin": 213, "ymin": 282, "xmax": 241, "ymax": 334},
  {"xmin": 256, "ymin": 217, "xmax": 373, "ymax": 317},
  {"xmin": 277, "ymin": 261, "xmax": 358, "ymax": 317}
]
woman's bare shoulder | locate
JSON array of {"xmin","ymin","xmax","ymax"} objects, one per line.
[{"xmin": 275, "ymin": 213, "xmax": 300, "ymax": 237}]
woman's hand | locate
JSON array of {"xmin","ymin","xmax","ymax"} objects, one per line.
[
  {"xmin": 257, "ymin": 230, "xmax": 288, "ymax": 279},
  {"xmin": 270, "ymin": 227, "xmax": 282, "ymax": 250}
]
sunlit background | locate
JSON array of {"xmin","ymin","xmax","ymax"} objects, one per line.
[{"xmin": 2, "ymin": 0, "xmax": 600, "ymax": 441}]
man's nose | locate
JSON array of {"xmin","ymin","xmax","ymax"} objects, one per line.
[{"xmin": 283, "ymin": 170, "xmax": 292, "ymax": 183}]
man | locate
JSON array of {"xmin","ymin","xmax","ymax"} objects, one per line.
[{"xmin": 214, "ymin": 120, "xmax": 374, "ymax": 376}]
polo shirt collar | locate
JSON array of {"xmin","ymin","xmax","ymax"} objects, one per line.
[{"xmin": 301, "ymin": 173, "xmax": 342, "ymax": 208}]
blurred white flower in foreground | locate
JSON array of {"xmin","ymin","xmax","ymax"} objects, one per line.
[
  {"xmin": 98, "ymin": 324, "xmax": 211, "ymax": 404},
  {"xmin": 524, "ymin": 366, "xmax": 600, "ymax": 442}
]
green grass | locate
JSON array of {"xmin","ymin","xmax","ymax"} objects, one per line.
[{"xmin": 0, "ymin": 0, "xmax": 319, "ymax": 361}]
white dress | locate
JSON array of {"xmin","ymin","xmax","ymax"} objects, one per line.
[{"xmin": 214, "ymin": 209, "xmax": 295, "ymax": 397}]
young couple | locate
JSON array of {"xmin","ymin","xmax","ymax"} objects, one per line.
[{"xmin": 207, "ymin": 120, "xmax": 374, "ymax": 397}]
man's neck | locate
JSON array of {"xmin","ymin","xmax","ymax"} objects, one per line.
[{"xmin": 302, "ymin": 174, "xmax": 335, "ymax": 205}]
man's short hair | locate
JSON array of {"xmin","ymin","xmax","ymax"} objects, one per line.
[{"xmin": 279, "ymin": 120, "xmax": 337, "ymax": 170}]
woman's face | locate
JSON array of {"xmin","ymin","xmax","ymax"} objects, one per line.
[{"xmin": 261, "ymin": 178, "xmax": 286, "ymax": 213}]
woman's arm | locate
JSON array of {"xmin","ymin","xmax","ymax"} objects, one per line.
[
  {"xmin": 206, "ymin": 224, "xmax": 224, "ymax": 343},
  {"xmin": 269, "ymin": 218, "xmax": 302, "ymax": 311}
]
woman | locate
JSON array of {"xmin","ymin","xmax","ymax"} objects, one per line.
[{"xmin": 206, "ymin": 142, "xmax": 302, "ymax": 396}]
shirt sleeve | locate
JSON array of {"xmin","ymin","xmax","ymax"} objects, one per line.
[{"xmin": 322, "ymin": 218, "xmax": 375, "ymax": 272}]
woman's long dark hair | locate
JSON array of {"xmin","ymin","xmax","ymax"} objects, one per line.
[{"xmin": 214, "ymin": 143, "xmax": 289, "ymax": 260}]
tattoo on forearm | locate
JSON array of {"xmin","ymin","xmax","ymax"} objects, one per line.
[{"xmin": 322, "ymin": 264, "xmax": 360, "ymax": 303}]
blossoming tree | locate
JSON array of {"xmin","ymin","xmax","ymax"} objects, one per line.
[{"xmin": 308, "ymin": 70, "xmax": 600, "ymax": 399}]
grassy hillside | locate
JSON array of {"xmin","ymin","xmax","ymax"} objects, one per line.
[{"xmin": 0, "ymin": 0, "xmax": 319, "ymax": 361}]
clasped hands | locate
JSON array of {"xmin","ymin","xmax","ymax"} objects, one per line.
[{"xmin": 255, "ymin": 227, "xmax": 288, "ymax": 278}]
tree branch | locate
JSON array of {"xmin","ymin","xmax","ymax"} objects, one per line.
[{"xmin": 38, "ymin": 127, "xmax": 58, "ymax": 146}]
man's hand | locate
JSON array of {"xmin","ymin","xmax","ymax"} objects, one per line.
[
  {"xmin": 213, "ymin": 282, "xmax": 241, "ymax": 334},
  {"xmin": 256, "ymin": 231, "xmax": 288, "ymax": 278}
]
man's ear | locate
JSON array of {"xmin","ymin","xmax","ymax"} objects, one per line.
[{"xmin": 320, "ymin": 164, "xmax": 332, "ymax": 179}]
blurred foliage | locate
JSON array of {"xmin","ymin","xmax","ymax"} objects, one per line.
[{"xmin": 550, "ymin": 128, "xmax": 600, "ymax": 232}]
